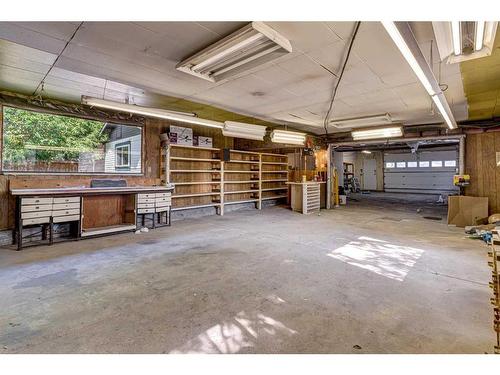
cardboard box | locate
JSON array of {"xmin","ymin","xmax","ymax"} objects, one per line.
[{"xmin": 447, "ymin": 196, "xmax": 489, "ymax": 227}]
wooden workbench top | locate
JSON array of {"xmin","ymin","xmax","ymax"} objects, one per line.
[{"xmin": 11, "ymin": 185, "xmax": 174, "ymax": 196}]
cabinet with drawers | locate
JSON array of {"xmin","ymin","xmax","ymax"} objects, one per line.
[
  {"xmin": 136, "ymin": 192, "xmax": 172, "ymax": 228},
  {"xmin": 15, "ymin": 196, "xmax": 82, "ymax": 249}
]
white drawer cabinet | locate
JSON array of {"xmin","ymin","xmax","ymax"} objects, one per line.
[
  {"xmin": 53, "ymin": 196, "xmax": 80, "ymax": 204},
  {"xmin": 53, "ymin": 202, "xmax": 80, "ymax": 210},
  {"xmin": 155, "ymin": 192, "xmax": 171, "ymax": 198},
  {"xmin": 137, "ymin": 193, "xmax": 156, "ymax": 199},
  {"xmin": 52, "ymin": 208, "xmax": 80, "ymax": 217},
  {"xmin": 22, "ymin": 197, "xmax": 53, "ymax": 205},
  {"xmin": 23, "ymin": 217, "xmax": 51, "ymax": 225},
  {"xmin": 137, "ymin": 208, "xmax": 155, "ymax": 214},
  {"xmin": 20, "ymin": 204, "xmax": 52, "ymax": 213},
  {"xmin": 137, "ymin": 197, "xmax": 155, "ymax": 204},
  {"xmin": 21, "ymin": 210, "xmax": 53, "ymax": 219},
  {"xmin": 53, "ymin": 214, "xmax": 81, "ymax": 223},
  {"xmin": 137, "ymin": 202, "xmax": 155, "ymax": 209}
]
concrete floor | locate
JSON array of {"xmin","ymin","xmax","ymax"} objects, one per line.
[{"xmin": 0, "ymin": 199, "xmax": 493, "ymax": 353}]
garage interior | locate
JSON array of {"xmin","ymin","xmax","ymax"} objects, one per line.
[{"xmin": 0, "ymin": 19, "xmax": 499, "ymax": 355}]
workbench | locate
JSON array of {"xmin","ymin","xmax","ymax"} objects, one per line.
[
  {"xmin": 11, "ymin": 185, "xmax": 174, "ymax": 250},
  {"xmin": 286, "ymin": 181, "xmax": 325, "ymax": 214}
]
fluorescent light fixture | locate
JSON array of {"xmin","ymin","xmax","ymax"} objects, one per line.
[
  {"xmin": 351, "ymin": 126, "xmax": 402, "ymax": 141},
  {"xmin": 270, "ymin": 129, "xmax": 306, "ymax": 145},
  {"xmin": 382, "ymin": 22, "xmax": 457, "ymax": 129},
  {"xmin": 475, "ymin": 21, "xmax": 485, "ymax": 51},
  {"xmin": 451, "ymin": 21, "xmax": 461, "ymax": 55},
  {"xmin": 433, "ymin": 21, "xmax": 498, "ymax": 63},
  {"xmin": 176, "ymin": 22, "xmax": 292, "ymax": 82},
  {"xmin": 222, "ymin": 121, "xmax": 267, "ymax": 141},
  {"xmin": 361, "ymin": 150, "xmax": 372, "ymax": 154},
  {"xmin": 330, "ymin": 113, "xmax": 392, "ymax": 129},
  {"xmin": 431, "ymin": 94, "xmax": 455, "ymax": 130},
  {"xmin": 81, "ymin": 96, "xmax": 223, "ymax": 129}
]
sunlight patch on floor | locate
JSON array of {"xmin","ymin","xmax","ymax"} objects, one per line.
[
  {"xmin": 327, "ymin": 236, "xmax": 425, "ymax": 281},
  {"xmin": 169, "ymin": 310, "xmax": 297, "ymax": 354}
]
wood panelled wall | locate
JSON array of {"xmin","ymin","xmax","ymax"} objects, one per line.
[
  {"xmin": 0, "ymin": 105, "xmax": 232, "ymax": 230},
  {"xmin": 465, "ymin": 131, "xmax": 500, "ymax": 214}
]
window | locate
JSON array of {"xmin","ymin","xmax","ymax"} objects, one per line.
[
  {"xmin": 431, "ymin": 160, "xmax": 443, "ymax": 167},
  {"xmin": 407, "ymin": 161, "xmax": 417, "ymax": 168},
  {"xmin": 1, "ymin": 107, "xmax": 142, "ymax": 174},
  {"xmin": 385, "ymin": 162, "xmax": 395, "ymax": 168},
  {"xmin": 419, "ymin": 161, "xmax": 430, "ymax": 167},
  {"xmin": 115, "ymin": 143, "xmax": 131, "ymax": 168},
  {"xmin": 444, "ymin": 160, "xmax": 457, "ymax": 167},
  {"xmin": 396, "ymin": 162, "xmax": 406, "ymax": 168}
]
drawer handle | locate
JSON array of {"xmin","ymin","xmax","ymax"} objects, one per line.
[{"xmin": 35, "ymin": 206, "xmax": 39, "ymax": 209}]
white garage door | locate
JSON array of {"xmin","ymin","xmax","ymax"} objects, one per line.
[{"xmin": 384, "ymin": 149, "xmax": 459, "ymax": 194}]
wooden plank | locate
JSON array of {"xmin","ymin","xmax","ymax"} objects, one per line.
[{"xmin": 495, "ymin": 132, "xmax": 500, "ymax": 213}]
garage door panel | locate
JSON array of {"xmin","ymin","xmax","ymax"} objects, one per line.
[{"xmin": 384, "ymin": 149, "xmax": 459, "ymax": 194}]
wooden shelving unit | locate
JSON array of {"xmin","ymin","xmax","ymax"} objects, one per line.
[
  {"xmin": 165, "ymin": 144, "xmax": 223, "ymax": 214},
  {"xmin": 224, "ymin": 150, "xmax": 261, "ymax": 212},
  {"xmin": 260, "ymin": 153, "xmax": 289, "ymax": 202},
  {"xmin": 163, "ymin": 145, "xmax": 289, "ymax": 215}
]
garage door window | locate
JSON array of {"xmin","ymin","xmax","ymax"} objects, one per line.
[
  {"xmin": 431, "ymin": 161, "xmax": 443, "ymax": 167},
  {"xmin": 407, "ymin": 161, "xmax": 417, "ymax": 168},
  {"xmin": 385, "ymin": 162, "xmax": 395, "ymax": 168},
  {"xmin": 419, "ymin": 161, "xmax": 430, "ymax": 167},
  {"xmin": 444, "ymin": 160, "xmax": 456, "ymax": 167},
  {"xmin": 396, "ymin": 162, "xmax": 406, "ymax": 168}
]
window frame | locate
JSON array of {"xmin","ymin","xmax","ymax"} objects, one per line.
[
  {"xmin": 0, "ymin": 105, "xmax": 144, "ymax": 176},
  {"xmin": 114, "ymin": 141, "xmax": 131, "ymax": 169}
]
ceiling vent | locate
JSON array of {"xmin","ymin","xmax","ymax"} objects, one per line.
[{"xmin": 176, "ymin": 22, "xmax": 292, "ymax": 82}]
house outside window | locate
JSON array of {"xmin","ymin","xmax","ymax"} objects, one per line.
[{"xmin": 115, "ymin": 142, "xmax": 131, "ymax": 169}]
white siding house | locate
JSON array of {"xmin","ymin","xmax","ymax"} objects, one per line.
[{"xmin": 104, "ymin": 133, "xmax": 142, "ymax": 173}]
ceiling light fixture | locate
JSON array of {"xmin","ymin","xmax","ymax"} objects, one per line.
[
  {"xmin": 330, "ymin": 113, "xmax": 393, "ymax": 129},
  {"xmin": 451, "ymin": 21, "xmax": 462, "ymax": 55},
  {"xmin": 382, "ymin": 21, "xmax": 457, "ymax": 129},
  {"xmin": 81, "ymin": 96, "xmax": 224, "ymax": 129},
  {"xmin": 432, "ymin": 21, "xmax": 498, "ymax": 63},
  {"xmin": 475, "ymin": 21, "xmax": 485, "ymax": 51},
  {"xmin": 351, "ymin": 126, "xmax": 402, "ymax": 141},
  {"xmin": 270, "ymin": 129, "xmax": 306, "ymax": 145},
  {"xmin": 176, "ymin": 22, "xmax": 292, "ymax": 82},
  {"xmin": 361, "ymin": 150, "xmax": 372, "ymax": 154},
  {"xmin": 222, "ymin": 121, "xmax": 267, "ymax": 141}
]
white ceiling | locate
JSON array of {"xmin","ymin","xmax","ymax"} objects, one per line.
[{"xmin": 0, "ymin": 21, "xmax": 468, "ymax": 134}]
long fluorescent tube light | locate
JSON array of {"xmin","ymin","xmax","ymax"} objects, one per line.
[
  {"xmin": 351, "ymin": 126, "xmax": 402, "ymax": 141},
  {"xmin": 270, "ymin": 129, "xmax": 306, "ymax": 145},
  {"xmin": 177, "ymin": 22, "xmax": 292, "ymax": 82},
  {"xmin": 330, "ymin": 113, "xmax": 392, "ymax": 129},
  {"xmin": 382, "ymin": 22, "xmax": 457, "ymax": 129},
  {"xmin": 431, "ymin": 94, "xmax": 455, "ymax": 130},
  {"xmin": 451, "ymin": 21, "xmax": 462, "ymax": 55},
  {"xmin": 222, "ymin": 121, "xmax": 267, "ymax": 141},
  {"xmin": 81, "ymin": 96, "xmax": 224, "ymax": 129},
  {"xmin": 475, "ymin": 21, "xmax": 485, "ymax": 51}
]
